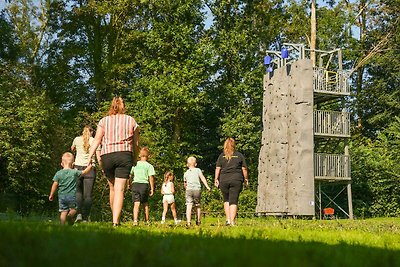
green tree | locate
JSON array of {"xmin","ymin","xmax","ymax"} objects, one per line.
[
  {"xmin": 351, "ymin": 117, "xmax": 400, "ymax": 217},
  {"xmin": 354, "ymin": 0, "xmax": 400, "ymax": 136},
  {"xmin": 0, "ymin": 63, "xmax": 61, "ymax": 213},
  {"xmin": 207, "ymin": 0, "xmax": 285, "ymax": 184}
]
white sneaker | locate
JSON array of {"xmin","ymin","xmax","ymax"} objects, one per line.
[
  {"xmin": 174, "ymin": 220, "xmax": 181, "ymax": 225},
  {"xmin": 161, "ymin": 220, "xmax": 166, "ymax": 224},
  {"xmin": 75, "ymin": 214, "xmax": 82, "ymax": 223}
]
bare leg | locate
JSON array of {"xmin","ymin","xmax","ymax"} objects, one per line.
[
  {"xmin": 144, "ymin": 203, "xmax": 149, "ymax": 222},
  {"xmin": 171, "ymin": 202, "xmax": 177, "ymax": 220},
  {"xmin": 162, "ymin": 201, "xmax": 168, "ymax": 220},
  {"xmin": 186, "ymin": 204, "xmax": 192, "ymax": 224},
  {"xmin": 60, "ymin": 211, "xmax": 68, "ymax": 225},
  {"xmin": 133, "ymin": 202, "xmax": 140, "ymax": 222},
  {"xmin": 112, "ymin": 178, "xmax": 126, "ymax": 224},
  {"xmin": 108, "ymin": 179, "xmax": 115, "ymax": 213},
  {"xmin": 67, "ymin": 208, "xmax": 77, "ymax": 225},
  {"xmin": 224, "ymin": 202, "xmax": 230, "ymax": 223},
  {"xmin": 196, "ymin": 207, "xmax": 201, "ymax": 223},
  {"xmin": 229, "ymin": 204, "xmax": 238, "ymax": 225}
]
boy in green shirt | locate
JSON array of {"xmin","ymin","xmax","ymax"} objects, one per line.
[
  {"xmin": 49, "ymin": 152, "xmax": 92, "ymax": 225},
  {"xmin": 129, "ymin": 147, "xmax": 155, "ymax": 225}
]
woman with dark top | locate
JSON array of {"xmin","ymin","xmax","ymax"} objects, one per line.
[
  {"xmin": 87, "ymin": 96, "xmax": 139, "ymax": 226},
  {"xmin": 71, "ymin": 125, "xmax": 100, "ymax": 222},
  {"xmin": 214, "ymin": 138, "xmax": 248, "ymax": 226}
]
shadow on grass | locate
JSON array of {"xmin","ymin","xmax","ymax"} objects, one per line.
[{"xmin": 0, "ymin": 221, "xmax": 398, "ymax": 267}]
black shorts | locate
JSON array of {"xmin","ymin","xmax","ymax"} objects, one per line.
[
  {"xmin": 219, "ymin": 179, "xmax": 243, "ymax": 205},
  {"xmin": 132, "ymin": 183, "xmax": 149, "ymax": 203},
  {"xmin": 101, "ymin": 151, "xmax": 133, "ymax": 179}
]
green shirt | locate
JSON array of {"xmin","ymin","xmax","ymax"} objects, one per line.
[
  {"xmin": 130, "ymin": 161, "xmax": 155, "ymax": 184},
  {"xmin": 53, "ymin": 169, "xmax": 82, "ymax": 197},
  {"xmin": 184, "ymin": 167, "xmax": 203, "ymax": 190}
]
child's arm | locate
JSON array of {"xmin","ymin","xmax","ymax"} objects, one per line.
[
  {"xmin": 80, "ymin": 164, "xmax": 92, "ymax": 176},
  {"xmin": 149, "ymin": 175, "xmax": 154, "ymax": 196},
  {"xmin": 184, "ymin": 181, "xmax": 187, "ymax": 190},
  {"xmin": 199, "ymin": 172, "xmax": 211, "ymax": 191},
  {"xmin": 161, "ymin": 183, "xmax": 164, "ymax": 195},
  {"xmin": 49, "ymin": 182, "xmax": 58, "ymax": 201},
  {"xmin": 128, "ymin": 174, "xmax": 133, "ymax": 190},
  {"xmin": 171, "ymin": 182, "xmax": 175, "ymax": 194}
]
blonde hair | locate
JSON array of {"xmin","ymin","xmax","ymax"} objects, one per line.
[
  {"xmin": 187, "ymin": 156, "xmax": 197, "ymax": 167},
  {"xmin": 82, "ymin": 125, "xmax": 92, "ymax": 153},
  {"xmin": 223, "ymin": 138, "xmax": 236, "ymax": 160},
  {"xmin": 62, "ymin": 152, "xmax": 75, "ymax": 168},
  {"xmin": 139, "ymin": 147, "xmax": 150, "ymax": 159},
  {"xmin": 164, "ymin": 171, "xmax": 173, "ymax": 184},
  {"xmin": 107, "ymin": 96, "xmax": 126, "ymax": 116}
]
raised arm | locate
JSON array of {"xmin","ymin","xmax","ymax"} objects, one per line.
[{"xmin": 81, "ymin": 164, "xmax": 92, "ymax": 176}]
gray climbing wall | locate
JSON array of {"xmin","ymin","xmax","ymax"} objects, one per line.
[{"xmin": 256, "ymin": 59, "xmax": 315, "ymax": 216}]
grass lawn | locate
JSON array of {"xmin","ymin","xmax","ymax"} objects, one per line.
[{"xmin": 1, "ymin": 216, "xmax": 399, "ymax": 267}]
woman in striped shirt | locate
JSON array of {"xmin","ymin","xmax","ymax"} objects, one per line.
[{"xmin": 88, "ymin": 96, "xmax": 139, "ymax": 226}]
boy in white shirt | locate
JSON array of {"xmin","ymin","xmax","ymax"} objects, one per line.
[{"xmin": 184, "ymin": 156, "xmax": 210, "ymax": 226}]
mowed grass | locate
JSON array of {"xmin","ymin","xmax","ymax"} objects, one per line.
[{"xmin": 1, "ymin": 217, "xmax": 400, "ymax": 267}]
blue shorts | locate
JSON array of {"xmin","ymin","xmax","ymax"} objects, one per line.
[{"xmin": 58, "ymin": 195, "xmax": 77, "ymax": 212}]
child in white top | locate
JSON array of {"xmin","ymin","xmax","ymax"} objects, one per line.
[{"xmin": 161, "ymin": 171, "xmax": 180, "ymax": 225}]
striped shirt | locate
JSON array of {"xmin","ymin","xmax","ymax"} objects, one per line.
[{"xmin": 98, "ymin": 114, "xmax": 137, "ymax": 155}]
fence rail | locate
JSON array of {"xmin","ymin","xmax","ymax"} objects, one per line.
[
  {"xmin": 314, "ymin": 153, "xmax": 351, "ymax": 180},
  {"xmin": 313, "ymin": 68, "xmax": 350, "ymax": 95},
  {"xmin": 314, "ymin": 110, "xmax": 350, "ymax": 137}
]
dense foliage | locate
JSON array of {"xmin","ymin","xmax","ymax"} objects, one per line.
[{"xmin": 0, "ymin": 0, "xmax": 398, "ymax": 218}]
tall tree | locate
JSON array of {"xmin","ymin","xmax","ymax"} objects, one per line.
[
  {"xmin": 207, "ymin": 0, "xmax": 285, "ymax": 179},
  {"xmin": 353, "ymin": 0, "xmax": 400, "ymax": 136}
]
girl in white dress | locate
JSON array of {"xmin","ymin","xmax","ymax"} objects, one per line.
[{"xmin": 161, "ymin": 171, "xmax": 180, "ymax": 224}]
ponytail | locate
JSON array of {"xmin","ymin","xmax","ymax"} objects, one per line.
[{"xmin": 82, "ymin": 126, "xmax": 92, "ymax": 153}]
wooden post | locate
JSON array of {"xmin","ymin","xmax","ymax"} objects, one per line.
[
  {"xmin": 319, "ymin": 181, "xmax": 322, "ymax": 219},
  {"xmin": 344, "ymin": 139, "xmax": 353, "ymax": 219},
  {"xmin": 310, "ymin": 0, "xmax": 317, "ymax": 66},
  {"xmin": 347, "ymin": 183, "xmax": 354, "ymax": 219}
]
